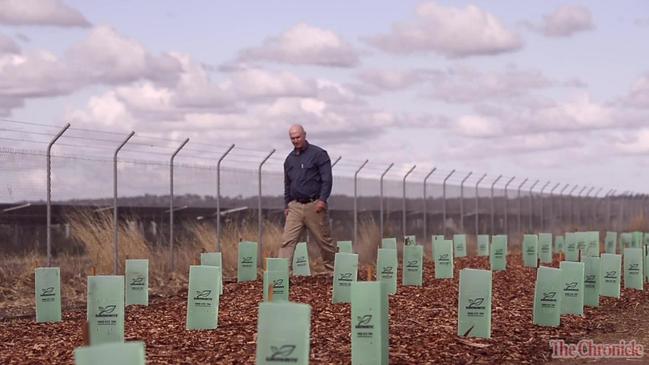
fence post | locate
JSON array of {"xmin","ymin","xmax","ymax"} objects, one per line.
[
  {"xmin": 170, "ymin": 138, "xmax": 190, "ymax": 273},
  {"xmin": 605, "ymin": 189, "xmax": 615, "ymax": 230},
  {"xmin": 441, "ymin": 169, "xmax": 456, "ymax": 237},
  {"xmin": 402, "ymin": 165, "xmax": 417, "ymax": 238},
  {"xmin": 460, "ymin": 172, "xmax": 472, "ymax": 233},
  {"xmin": 528, "ymin": 180, "xmax": 540, "ymax": 233},
  {"xmin": 591, "ymin": 188, "xmax": 602, "ymax": 228},
  {"xmin": 549, "ymin": 183, "xmax": 560, "ymax": 233},
  {"xmin": 517, "ymin": 178, "xmax": 528, "ymax": 235},
  {"xmin": 576, "ymin": 186, "xmax": 588, "ymax": 228},
  {"xmin": 539, "ymin": 181, "xmax": 550, "ymax": 232},
  {"xmin": 216, "ymin": 144, "xmax": 235, "ymax": 252},
  {"xmin": 559, "ymin": 184, "xmax": 570, "ymax": 228},
  {"xmin": 423, "ymin": 167, "xmax": 437, "ymax": 244},
  {"xmin": 257, "ymin": 149, "xmax": 275, "ymax": 265},
  {"xmin": 46, "ymin": 123, "xmax": 71, "ymax": 267},
  {"xmin": 379, "ymin": 163, "xmax": 394, "ymax": 239},
  {"xmin": 113, "ymin": 131, "xmax": 135, "ymax": 275},
  {"xmin": 586, "ymin": 186, "xmax": 602, "ymax": 227},
  {"xmin": 620, "ymin": 191, "xmax": 632, "ymax": 231},
  {"xmin": 568, "ymin": 185, "xmax": 579, "ymax": 228},
  {"xmin": 503, "ymin": 176, "xmax": 516, "ymax": 235},
  {"xmin": 354, "ymin": 160, "xmax": 369, "ymax": 246},
  {"xmin": 490, "ymin": 175, "xmax": 503, "ymax": 236},
  {"xmin": 475, "ymin": 174, "xmax": 487, "ymax": 235},
  {"xmin": 584, "ymin": 187, "xmax": 595, "ymax": 228}
]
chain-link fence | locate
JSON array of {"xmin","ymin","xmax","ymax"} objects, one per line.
[{"xmin": 1, "ymin": 119, "xmax": 646, "ymax": 269}]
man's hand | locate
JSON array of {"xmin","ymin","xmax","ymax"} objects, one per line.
[
  {"xmin": 315, "ymin": 200, "xmax": 327, "ymax": 213},
  {"xmin": 284, "ymin": 208, "xmax": 289, "ymax": 217}
]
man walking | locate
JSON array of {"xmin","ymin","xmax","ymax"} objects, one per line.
[{"xmin": 278, "ymin": 124, "xmax": 336, "ymax": 270}]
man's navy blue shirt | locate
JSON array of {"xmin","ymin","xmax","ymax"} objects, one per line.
[{"xmin": 284, "ymin": 142, "xmax": 332, "ymax": 207}]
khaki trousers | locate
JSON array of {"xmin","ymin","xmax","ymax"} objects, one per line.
[{"xmin": 278, "ymin": 200, "xmax": 336, "ymax": 267}]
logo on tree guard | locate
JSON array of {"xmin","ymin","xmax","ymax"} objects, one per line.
[
  {"xmin": 438, "ymin": 254, "xmax": 449, "ymax": 262},
  {"xmin": 194, "ymin": 290, "xmax": 212, "ymax": 300},
  {"xmin": 629, "ymin": 263, "xmax": 640, "ymax": 273},
  {"xmin": 541, "ymin": 291, "xmax": 557, "ymax": 302},
  {"xmin": 272, "ymin": 279, "xmax": 284, "ymax": 288},
  {"xmin": 355, "ymin": 314, "xmax": 373, "ymax": 329},
  {"xmin": 338, "ymin": 272, "xmax": 353, "ymax": 282},
  {"xmin": 266, "ymin": 345, "xmax": 298, "ymax": 362},
  {"xmin": 564, "ymin": 282, "xmax": 579, "ymax": 291},
  {"xmin": 604, "ymin": 271, "xmax": 617, "ymax": 279},
  {"xmin": 406, "ymin": 260, "xmax": 419, "ymax": 268},
  {"xmin": 295, "ymin": 257, "xmax": 307, "ymax": 265},
  {"xmin": 381, "ymin": 266, "xmax": 393, "ymax": 275},
  {"xmin": 242, "ymin": 256, "xmax": 254, "ymax": 264},
  {"xmin": 40, "ymin": 287, "xmax": 55, "ymax": 297},
  {"xmin": 96, "ymin": 305, "xmax": 118, "ymax": 317},
  {"xmin": 130, "ymin": 276, "xmax": 145, "ymax": 286},
  {"xmin": 467, "ymin": 297, "xmax": 486, "ymax": 310},
  {"xmin": 584, "ymin": 274, "xmax": 596, "ymax": 284}
]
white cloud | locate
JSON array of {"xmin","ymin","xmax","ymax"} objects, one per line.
[
  {"xmin": 0, "ymin": 26, "xmax": 183, "ymax": 110},
  {"xmin": 537, "ymin": 94, "xmax": 612, "ymax": 128},
  {"xmin": 227, "ymin": 68, "xmax": 316, "ymax": 99},
  {"xmin": 367, "ymin": 1, "xmax": 522, "ymax": 58},
  {"xmin": 66, "ymin": 66, "xmax": 446, "ymax": 150},
  {"xmin": 237, "ymin": 23, "xmax": 360, "ymax": 67},
  {"xmin": 170, "ymin": 53, "xmax": 234, "ymax": 109},
  {"xmin": 465, "ymin": 93, "xmax": 617, "ymax": 138},
  {"xmin": 354, "ymin": 65, "xmax": 556, "ymax": 102},
  {"xmin": 624, "ymin": 74, "xmax": 649, "ymax": 108},
  {"xmin": 0, "ymin": 0, "xmax": 90, "ymax": 27},
  {"xmin": 425, "ymin": 66, "xmax": 552, "ymax": 103},
  {"xmin": 615, "ymin": 129, "xmax": 649, "ymax": 155},
  {"xmin": 0, "ymin": 33, "xmax": 19, "ymax": 54},
  {"xmin": 0, "ymin": 51, "xmax": 74, "ymax": 97},
  {"xmin": 315, "ymin": 79, "xmax": 362, "ymax": 105},
  {"xmin": 538, "ymin": 5, "xmax": 594, "ymax": 37},
  {"xmin": 113, "ymin": 82, "xmax": 177, "ymax": 118},
  {"xmin": 356, "ymin": 69, "xmax": 427, "ymax": 91},
  {"xmin": 66, "ymin": 26, "xmax": 181, "ymax": 85},
  {"xmin": 455, "ymin": 115, "xmax": 503, "ymax": 138},
  {"xmin": 67, "ymin": 90, "xmax": 135, "ymax": 130}
]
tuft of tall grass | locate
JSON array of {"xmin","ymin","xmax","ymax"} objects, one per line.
[{"xmin": 626, "ymin": 215, "xmax": 649, "ymax": 233}]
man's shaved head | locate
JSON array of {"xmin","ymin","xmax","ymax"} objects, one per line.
[
  {"xmin": 288, "ymin": 124, "xmax": 307, "ymax": 150},
  {"xmin": 289, "ymin": 124, "xmax": 306, "ymax": 136}
]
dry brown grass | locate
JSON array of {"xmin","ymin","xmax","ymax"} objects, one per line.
[
  {"xmin": 0, "ymin": 212, "xmax": 291, "ymax": 315},
  {"xmin": 67, "ymin": 210, "xmax": 151, "ymax": 275},
  {"xmin": 355, "ymin": 217, "xmax": 381, "ymax": 264},
  {"xmin": 627, "ymin": 215, "xmax": 649, "ymax": 232},
  {"xmin": 6, "ymin": 210, "xmax": 644, "ymax": 317}
]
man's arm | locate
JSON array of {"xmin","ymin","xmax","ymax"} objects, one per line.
[
  {"xmin": 284, "ymin": 159, "xmax": 291, "ymax": 208},
  {"xmin": 317, "ymin": 150, "xmax": 333, "ymax": 203}
]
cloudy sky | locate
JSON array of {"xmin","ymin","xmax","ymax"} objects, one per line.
[{"xmin": 1, "ymin": 0, "xmax": 649, "ymax": 201}]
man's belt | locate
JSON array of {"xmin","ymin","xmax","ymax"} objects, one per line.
[{"xmin": 295, "ymin": 198, "xmax": 317, "ymax": 204}]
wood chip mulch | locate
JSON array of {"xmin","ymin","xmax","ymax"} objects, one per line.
[{"xmin": 1, "ymin": 254, "xmax": 647, "ymax": 364}]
